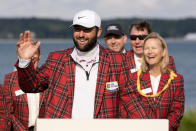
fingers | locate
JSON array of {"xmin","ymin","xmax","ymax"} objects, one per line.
[
  {"xmin": 17, "ymin": 30, "xmax": 31, "ymax": 48},
  {"xmin": 19, "ymin": 33, "xmax": 24, "ymax": 43},
  {"xmin": 27, "ymin": 30, "xmax": 31, "ymax": 42},
  {"xmin": 35, "ymin": 41, "xmax": 41, "ymax": 48},
  {"xmin": 24, "ymin": 31, "xmax": 28, "ymax": 42},
  {"xmin": 16, "ymin": 42, "xmax": 20, "ymax": 48},
  {"xmin": 24, "ymin": 30, "xmax": 31, "ymax": 42},
  {"xmin": 17, "ymin": 33, "xmax": 23, "ymax": 47}
]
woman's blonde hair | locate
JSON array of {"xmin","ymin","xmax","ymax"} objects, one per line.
[{"xmin": 141, "ymin": 32, "xmax": 169, "ymax": 73}]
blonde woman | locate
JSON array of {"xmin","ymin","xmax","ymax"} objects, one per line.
[{"xmin": 134, "ymin": 32, "xmax": 184, "ymax": 131}]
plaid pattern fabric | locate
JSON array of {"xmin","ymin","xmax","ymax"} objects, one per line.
[
  {"xmin": 125, "ymin": 49, "xmax": 177, "ymax": 72},
  {"xmin": 132, "ymin": 71, "xmax": 184, "ymax": 131},
  {"xmin": 0, "ymin": 115, "xmax": 11, "ymax": 131},
  {"xmin": 168, "ymin": 56, "xmax": 177, "ymax": 72},
  {"xmin": 3, "ymin": 71, "xmax": 46, "ymax": 130},
  {"xmin": 0, "ymin": 85, "xmax": 11, "ymax": 131},
  {"xmin": 125, "ymin": 50, "xmax": 136, "ymax": 69},
  {"xmin": 16, "ymin": 45, "xmax": 147, "ymax": 118}
]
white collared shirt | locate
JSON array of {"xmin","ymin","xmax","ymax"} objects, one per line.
[
  {"xmin": 150, "ymin": 74, "xmax": 161, "ymax": 95},
  {"xmin": 27, "ymin": 93, "xmax": 40, "ymax": 127},
  {"xmin": 71, "ymin": 45, "xmax": 99, "ymax": 119},
  {"xmin": 134, "ymin": 53, "xmax": 142, "ymax": 71},
  {"xmin": 71, "ymin": 45, "xmax": 99, "ymax": 73},
  {"xmin": 14, "ymin": 89, "xmax": 40, "ymax": 127},
  {"xmin": 121, "ymin": 48, "xmax": 126, "ymax": 53}
]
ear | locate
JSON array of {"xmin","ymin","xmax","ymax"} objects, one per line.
[
  {"xmin": 123, "ymin": 35, "xmax": 127, "ymax": 45},
  {"xmin": 97, "ymin": 28, "xmax": 102, "ymax": 38}
]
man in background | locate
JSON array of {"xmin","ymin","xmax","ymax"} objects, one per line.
[
  {"xmin": 126, "ymin": 20, "xmax": 176, "ymax": 73},
  {"xmin": 2, "ymin": 41, "xmax": 46, "ymax": 131},
  {"xmin": 104, "ymin": 24, "xmax": 127, "ymax": 53}
]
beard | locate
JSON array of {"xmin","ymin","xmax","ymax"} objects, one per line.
[{"xmin": 73, "ymin": 33, "xmax": 98, "ymax": 52}]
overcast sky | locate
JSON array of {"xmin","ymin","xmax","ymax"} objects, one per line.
[{"xmin": 0, "ymin": 0, "xmax": 195, "ymax": 20}]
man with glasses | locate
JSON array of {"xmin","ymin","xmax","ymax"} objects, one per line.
[{"xmin": 126, "ymin": 20, "xmax": 176, "ymax": 73}]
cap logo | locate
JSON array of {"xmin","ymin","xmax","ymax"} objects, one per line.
[
  {"xmin": 72, "ymin": 10, "xmax": 101, "ymax": 28},
  {"xmin": 107, "ymin": 26, "xmax": 119, "ymax": 31},
  {"xmin": 78, "ymin": 16, "xmax": 86, "ymax": 19}
]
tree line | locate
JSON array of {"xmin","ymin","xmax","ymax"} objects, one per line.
[{"xmin": 0, "ymin": 17, "xmax": 196, "ymax": 39}]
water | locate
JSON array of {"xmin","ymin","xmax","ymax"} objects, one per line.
[{"xmin": 0, "ymin": 40, "xmax": 196, "ymax": 111}]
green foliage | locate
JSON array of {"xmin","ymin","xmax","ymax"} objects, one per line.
[
  {"xmin": 0, "ymin": 17, "xmax": 196, "ymax": 39},
  {"xmin": 178, "ymin": 109, "xmax": 196, "ymax": 131}
]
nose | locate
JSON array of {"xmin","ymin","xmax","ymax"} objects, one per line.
[
  {"xmin": 135, "ymin": 37, "xmax": 141, "ymax": 43},
  {"xmin": 111, "ymin": 38, "xmax": 116, "ymax": 44},
  {"xmin": 148, "ymin": 48, "xmax": 153, "ymax": 54},
  {"xmin": 78, "ymin": 30, "xmax": 85, "ymax": 37}
]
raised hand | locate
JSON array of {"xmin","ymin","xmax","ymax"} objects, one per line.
[{"xmin": 16, "ymin": 30, "xmax": 40, "ymax": 60}]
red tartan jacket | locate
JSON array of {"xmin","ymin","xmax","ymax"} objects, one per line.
[
  {"xmin": 0, "ymin": 84, "xmax": 12, "ymax": 131},
  {"xmin": 125, "ymin": 50, "xmax": 177, "ymax": 72},
  {"xmin": 132, "ymin": 71, "xmax": 184, "ymax": 131},
  {"xmin": 0, "ymin": 115, "xmax": 11, "ymax": 131},
  {"xmin": 15, "ymin": 45, "xmax": 147, "ymax": 119},
  {"xmin": 2, "ymin": 71, "xmax": 47, "ymax": 130}
]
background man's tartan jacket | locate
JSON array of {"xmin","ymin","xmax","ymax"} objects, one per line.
[{"xmin": 1, "ymin": 71, "xmax": 47, "ymax": 130}]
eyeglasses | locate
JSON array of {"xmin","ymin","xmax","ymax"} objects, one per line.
[{"xmin": 129, "ymin": 35, "xmax": 148, "ymax": 40}]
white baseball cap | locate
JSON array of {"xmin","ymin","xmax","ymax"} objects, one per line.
[{"xmin": 72, "ymin": 9, "xmax": 101, "ymax": 28}]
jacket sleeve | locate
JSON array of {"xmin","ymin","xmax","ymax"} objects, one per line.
[
  {"xmin": 167, "ymin": 74, "xmax": 185, "ymax": 131},
  {"xmin": 15, "ymin": 53, "xmax": 55, "ymax": 93}
]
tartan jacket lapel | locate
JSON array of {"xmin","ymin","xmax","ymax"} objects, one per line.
[
  {"xmin": 154, "ymin": 73, "xmax": 170, "ymax": 108},
  {"xmin": 140, "ymin": 72, "xmax": 156, "ymax": 110},
  {"xmin": 66, "ymin": 50, "xmax": 76, "ymax": 99},
  {"xmin": 5, "ymin": 72, "xmax": 28, "ymax": 110},
  {"xmin": 43, "ymin": 48, "xmax": 75, "ymax": 118},
  {"xmin": 94, "ymin": 46, "xmax": 110, "ymax": 116},
  {"xmin": 58, "ymin": 48, "xmax": 76, "ymax": 113},
  {"xmin": 125, "ymin": 50, "xmax": 136, "ymax": 70},
  {"xmin": 38, "ymin": 91, "xmax": 47, "ymax": 117},
  {"xmin": 7, "ymin": 72, "xmax": 28, "ymax": 102},
  {"xmin": 14, "ymin": 73, "xmax": 28, "ymax": 102},
  {"xmin": 4, "ymin": 72, "xmax": 29, "ymax": 129}
]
